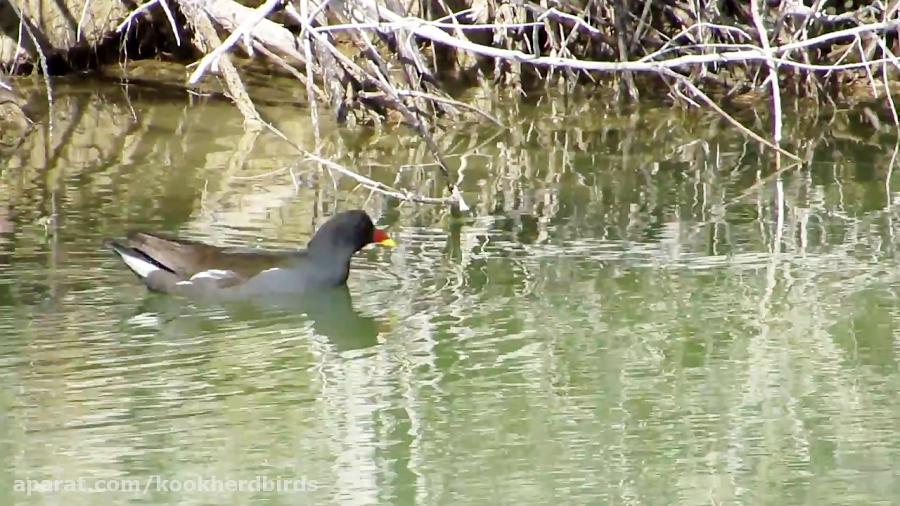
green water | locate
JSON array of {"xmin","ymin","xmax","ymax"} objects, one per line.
[{"xmin": 0, "ymin": 81, "xmax": 898, "ymax": 505}]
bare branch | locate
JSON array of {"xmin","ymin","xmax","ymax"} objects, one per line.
[
  {"xmin": 116, "ymin": 0, "xmax": 161, "ymax": 33},
  {"xmin": 188, "ymin": 0, "xmax": 283, "ymax": 84},
  {"xmin": 750, "ymin": 0, "xmax": 783, "ymax": 144}
]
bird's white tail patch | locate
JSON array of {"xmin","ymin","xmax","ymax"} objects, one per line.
[{"xmin": 117, "ymin": 251, "xmax": 160, "ymax": 279}]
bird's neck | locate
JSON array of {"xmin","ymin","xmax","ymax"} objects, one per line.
[{"xmin": 308, "ymin": 243, "xmax": 356, "ymax": 264}]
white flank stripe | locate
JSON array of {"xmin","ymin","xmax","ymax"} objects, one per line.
[
  {"xmin": 190, "ymin": 269, "xmax": 235, "ymax": 281},
  {"xmin": 119, "ymin": 252, "xmax": 160, "ymax": 279}
]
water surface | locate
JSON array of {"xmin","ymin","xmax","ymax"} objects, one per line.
[{"xmin": 0, "ymin": 80, "xmax": 897, "ymax": 505}]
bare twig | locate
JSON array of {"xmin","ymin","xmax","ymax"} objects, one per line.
[
  {"xmin": 875, "ymin": 37, "xmax": 900, "ymax": 127},
  {"xmin": 299, "ymin": 0, "xmax": 320, "ymax": 142},
  {"xmin": 392, "ymin": 90, "xmax": 504, "ymax": 127},
  {"xmin": 180, "ymin": 1, "xmax": 262, "ymax": 129},
  {"xmin": 660, "ymin": 68, "xmax": 801, "ymax": 161},
  {"xmin": 116, "ymin": 0, "xmax": 161, "ymax": 33},
  {"xmin": 535, "ymin": 8, "xmax": 601, "ymax": 35},
  {"xmin": 259, "ymin": 118, "xmax": 465, "ymax": 207},
  {"xmin": 640, "ymin": 23, "xmax": 754, "ymax": 62},
  {"xmin": 158, "ymin": 0, "xmax": 182, "ymax": 46},
  {"xmin": 750, "ymin": 0, "xmax": 783, "ymax": 144},
  {"xmin": 251, "ymin": 41, "xmax": 322, "ymax": 95},
  {"xmin": 315, "ymin": 19, "xmax": 543, "ymax": 33},
  {"xmin": 284, "ymin": 2, "xmax": 464, "ymax": 208},
  {"xmin": 5, "ymin": 3, "xmax": 53, "ymax": 133},
  {"xmin": 855, "ymin": 36, "xmax": 879, "ymax": 97},
  {"xmin": 76, "ymin": 0, "xmax": 92, "ymax": 42},
  {"xmin": 188, "ymin": 0, "xmax": 283, "ymax": 84}
]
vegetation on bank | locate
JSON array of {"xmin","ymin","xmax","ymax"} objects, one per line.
[{"xmin": 2, "ymin": 0, "xmax": 900, "ymax": 206}]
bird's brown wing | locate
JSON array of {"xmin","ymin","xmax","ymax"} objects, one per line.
[{"xmin": 122, "ymin": 231, "xmax": 294, "ymax": 281}]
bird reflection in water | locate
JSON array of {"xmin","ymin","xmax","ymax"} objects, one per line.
[{"xmin": 130, "ymin": 285, "xmax": 381, "ymax": 353}]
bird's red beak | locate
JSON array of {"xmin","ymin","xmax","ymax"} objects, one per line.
[{"xmin": 372, "ymin": 228, "xmax": 396, "ymax": 247}]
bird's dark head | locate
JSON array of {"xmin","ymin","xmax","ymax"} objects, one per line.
[{"xmin": 307, "ymin": 210, "xmax": 395, "ymax": 256}]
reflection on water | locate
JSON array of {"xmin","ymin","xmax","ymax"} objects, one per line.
[{"xmin": 0, "ymin": 81, "xmax": 898, "ymax": 505}]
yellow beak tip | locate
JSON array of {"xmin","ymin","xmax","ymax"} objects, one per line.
[{"xmin": 378, "ymin": 238, "xmax": 397, "ymax": 248}]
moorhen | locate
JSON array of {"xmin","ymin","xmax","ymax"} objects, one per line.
[{"xmin": 109, "ymin": 210, "xmax": 395, "ymax": 298}]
